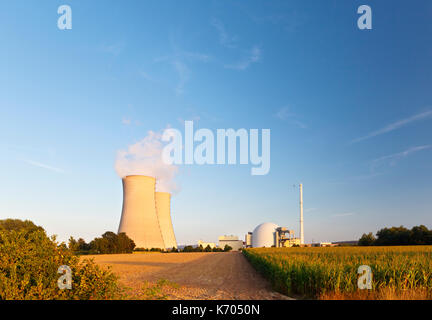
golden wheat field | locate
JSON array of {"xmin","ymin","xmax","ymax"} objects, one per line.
[{"xmin": 243, "ymin": 246, "xmax": 432, "ymax": 300}]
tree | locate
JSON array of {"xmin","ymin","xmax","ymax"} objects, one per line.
[
  {"xmin": 0, "ymin": 219, "xmax": 44, "ymax": 236},
  {"xmin": 204, "ymin": 245, "xmax": 212, "ymax": 252},
  {"xmin": 89, "ymin": 232, "xmax": 135, "ymax": 254},
  {"xmin": 182, "ymin": 245, "xmax": 194, "ymax": 252},
  {"xmin": 359, "ymin": 225, "xmax": 432, "ymax": 246},
  {"xmin": 358, "ymin": 233, "xmax": 376, "ymax": 246},
  {"xmin": 223, "ymin": 245, "xmax": 233, "ymax": 252},
  {"xmin": 0, "ymin": 221, "xmax": 120, "ymax": 299},
  {"xmin": 68, "ymin": 236, "xmax": 80, "ymax": 252}
]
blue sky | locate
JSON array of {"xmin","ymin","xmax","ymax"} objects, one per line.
[{"xmin": 1, "ymin": 0, "xmax": 431, "ymax": 245}]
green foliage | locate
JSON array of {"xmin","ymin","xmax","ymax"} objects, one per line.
[
  {"xmin": 0, "ymin": 223, "xmax": 120, "ymax": 300},
  {"xmin": 243, "ymin": 246, "xmax": 432, "ymax": 299},
  {"xmin": 71, "ymin": 231, "xmax": 135, "ymax": 254},
  {"xmin": 359, "ymin": 225, "xmax": 432, "ymax": 246},
  {"xmin": 223, "ymin": 244, "xmax": 233, "ymax": 252},
  {"xmin": 181, "ymin": 245, "xmax": 195, "ymax": 252},
  {"xmin": 358, "ymin": 232, "xmax": 376, "ymax": 246},
  {"xmin": 0, "ymin": 219, "xmax": 44, "ymax": 236}
]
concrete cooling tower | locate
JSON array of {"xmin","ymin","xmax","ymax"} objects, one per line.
[
  {"xmin": 118, "ymin": 175, "xmax": 165, "ymax": 249},
  {"xmin": 155, "ymin": 192, "xmax": 177, "ymax": 249}
]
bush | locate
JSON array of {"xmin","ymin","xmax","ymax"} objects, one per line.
[
  {"xmin": 223, "ymin": 245, "xmax": 233, "ymax": 252},
  {"xmin": 0, "ymin": 222, "xmax": 120, "ymax": 300}
]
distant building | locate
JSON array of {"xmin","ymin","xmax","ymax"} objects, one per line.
[
  {"xmin": 218, "ymin": 235, "xmax": 243, "ymax": 251},
  {"xmin": 311, "ymin": 242, "xmax": 336, "ymax": 247},
  {"xmin": 197, "ymin": 240, "xmax": 216, "ymax": 249},
  {"xmin": 245, "ymin": 232, "xmax": 253, "ymax": 248},
  {"xmin": 247, "ymin": 222, "xmax": 301, "ymax": 248},
  {"xmin": 332, "ymin": 240, "xmax": 358, "ymax": 246}
]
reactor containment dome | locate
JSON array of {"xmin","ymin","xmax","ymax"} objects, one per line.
[{"xmin": 252, "ymin": 222, "xmax": 279, "ymax": 248}]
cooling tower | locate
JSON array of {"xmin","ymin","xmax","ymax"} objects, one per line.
[
  {"xmin": 118, "ymin": 175, "xmax": 165, "ymax": 249},
  {"xmin": 155, "ymin": 192, "xmax": 177, "ymax": 249}
]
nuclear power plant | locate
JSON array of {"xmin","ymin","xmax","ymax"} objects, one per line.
[
  {"xmin": 118, "ymin": 175, "xmax": 177, "ymax": 249},
  {"xmin": 155, "ymin": 192, "xmax": 177, "ymax": 249},
  {"xmin": 245, "ymin": 183, "xmax": 305, "ymax": 248}
]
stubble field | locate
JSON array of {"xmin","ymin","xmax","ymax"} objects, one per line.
[{"xmin": 84, "ymin": 252, "xmax": 291, "ymax": 300}]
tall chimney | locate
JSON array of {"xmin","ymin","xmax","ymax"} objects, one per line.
[{"xmin": 300, "ymin": 183, "xmax": 304, "ymax": 245}]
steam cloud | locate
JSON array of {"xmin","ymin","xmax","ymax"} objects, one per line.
[{"xmin": 115, "ymin": 131, "xmax": 179, "ymax": 193}]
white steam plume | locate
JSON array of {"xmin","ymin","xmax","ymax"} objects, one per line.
[{"xmin": 115, "ymin": 131, "xmax": 179, "ymax": 193}]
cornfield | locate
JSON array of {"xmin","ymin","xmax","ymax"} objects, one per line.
[{"xmin": 243, "ymin": 246, "xmax": 432, "ymax": 299}]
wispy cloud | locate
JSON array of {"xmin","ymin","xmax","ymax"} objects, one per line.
[
  {"xmin": 371, "ymin": 145, "xmax": 431, "ymax": 169},
  {"xmin": 122, "ymin": 118, "xmax": 131, "ymax": 125},
  {"xmin": 154, "ymin": 43, "xmax": 210, "ymax": 95},
  {"xmin": 172, "ymin": 60, "xmax": 190, "ymax": 95},
  {"xmin": 332, "ymin": 212, "xmax": 355, "ymax": 217},
  {"xmin": 100, "ymin": 43, "xmax": 124, "ymax": 56},
  {"xmin": 23, "ymin": 159, "xmax": 64, "ymax": 173},
  {"xmin": 274, "ymin": 106, "xmax": 307, "ymax": 128},
  {"xmin": 211, "ymin": 18, "xmax": 238, "ymax": 48},
  {"xmin": 225, "ymin": 46, "xmax": 261, "ymax": 70},
  {"xmin": 351, "ymin": 110, "xmax": 432, "ymax": 144}
]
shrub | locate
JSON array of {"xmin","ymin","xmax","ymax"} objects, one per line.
[
  {"xmin": 223, "ymin": 245, "xmax": 233, "ymax": 252},
  {"xmin": 0, "ymin": 225, "xmax": 120, "ymax": 300}
]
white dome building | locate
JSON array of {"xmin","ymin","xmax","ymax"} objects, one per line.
[{"xmin": 252, "ymin": 222, "xmax": 279, "ymax": 248}]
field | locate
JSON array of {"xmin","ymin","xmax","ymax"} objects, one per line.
[
  {"xmin": 243, "ymin": 246, "xmax": 432, "ymax": 300},
  {"xmin": 85, "ymin": 252, "xmax": 291, "ymax": 300}
]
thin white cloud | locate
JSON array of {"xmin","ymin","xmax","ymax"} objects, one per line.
[
  {"xmin": 371, "ymin": 145, "xmax": 431, "ymax": 169},
  {"xmin": 211, "ymin": 18, "xmax": 238, "ymax": 48},
  {"xmin": 100, "ymin": 43, "xmax": 124, "ymax": 56},
  {"xmin": 332, "ymin": 212, "xmax": 355, "ymax": 217},
  {"xmin": 225, "ymin": 46, "xmax": 261, "ymax": 70},
  {"xmin": 351, "ymin": 110, "xmax": 432, "ymax": 144},
  {"xmin": 153, "ymin": 44, "xmax": 210, "ymax": 95},
  {"xmin": 122, "ymin": 118, "xmax": 131, "ymax": 125},
  {"xmin": 23, "ymin": 160, "xmax": 64, "ymax": 173},
  {"xmin": 172, "ymin": 60, "xmax": 190, "ymax": 95},
  {"xmin": 275, "ymin": 106, "xmax": 307, "ymax": 128}
]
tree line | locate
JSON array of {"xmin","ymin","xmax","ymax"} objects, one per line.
[
  {"xmin": 68, "ymin": 232, "xmax": 135, "ymax": 254},
  {"xmin": 358, "ymin": 225, "xmax": 432, "ymax": 246}
]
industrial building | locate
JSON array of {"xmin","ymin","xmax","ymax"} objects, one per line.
[
  {"xmin": 197, "ymin": 240, "xmax": 217, "ymax": 249},
  {"xmin": 118, "ymin": 175, "xmax": 177, "ymax": 250},
  {"xmin": 246, "ymin": 184, "xmax": 304, "ymax": 248},
  {"xmin": 218, "ymin": 235, "xmax": 243, "ymax": 251},
  {"xmin": 248, "ymin": 222, "xmax": 301, "ymax": 248}
]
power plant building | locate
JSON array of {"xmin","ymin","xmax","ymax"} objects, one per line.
[
  {"xmin": 249, "ymin": 222, "xmax": 301, "ymax": 248},
  {"xmin": 118, "ymin": 175, "xmax": 177, "ymax": 250},
  {"xmin": 218, "ymin": 235, "xmax": 243, "ymax": 251}
]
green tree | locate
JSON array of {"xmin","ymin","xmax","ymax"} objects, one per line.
[
  {"xmin": 68, "ymin": 236, "xmax": 80, "ymax": 252},
  {"xmin": 223, "ymin": 245, "xmax": 233, "ymax": 252},
  {"xmin": 358, "ymin": 232, "xmax": 376, "ymax": 246},
  {"xmin": 0, "ymin": 219, "xmax": 44, "ymax": 236}
]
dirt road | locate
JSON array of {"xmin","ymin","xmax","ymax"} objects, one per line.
[{"xmin": 85, "ymin": 252, "xmax": 291, "ymax": 300}]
